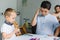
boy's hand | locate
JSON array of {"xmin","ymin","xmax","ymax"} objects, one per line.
[
  {"xmin": 14, "ymin": 28, "xmax": 20, "ymax": 33},
  {"xmin": 14, "ymin": 28, "xmax": 21, "ymax": 36},
  {"xmin": 35, "ymin": 8, "xmax": 40, "ymax": 16},
  {"xmin": 48, "ymin": 35, "xmax": 53, "ymax": 37}
]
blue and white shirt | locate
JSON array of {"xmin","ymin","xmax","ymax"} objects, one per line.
[{"xmin": 36, "ymin": 14, "xmax": 59, "ymax": 36}]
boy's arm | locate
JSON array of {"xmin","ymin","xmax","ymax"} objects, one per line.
[
  {"xmin": 31, "ymin": 8, "xmax": 40, "ymax": 26},
  {"xmin": 2, "ymin": 31, "xmax": 15, "ymax": 39},
  {"xmin": 2, "ymin": 28, "xmax": 18, "ymax": 39}
]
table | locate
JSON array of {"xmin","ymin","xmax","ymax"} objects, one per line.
[{"xmin": 16, "ymin": 34, "xmax": 60, "ymax": 40}]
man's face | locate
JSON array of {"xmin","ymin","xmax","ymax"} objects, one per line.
[
  {"xmin": 6, "ymin": 12, "xmax": 17, "ymax": 23},
  {"xmin": 40, "ymin": 8, "xmax": 49, "ymax": 16}
]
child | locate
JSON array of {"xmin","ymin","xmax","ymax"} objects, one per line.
[
  {"xmin": 31, "ymin": 1, "xmax": 59, "ymax": 36},
  {"xmin": 1, "ymin": 8, "xmax": 20, "ymax": 40}
]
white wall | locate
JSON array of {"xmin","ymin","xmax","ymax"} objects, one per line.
[
  {"xmin": 17, "ymin": 0, "xmax": 22, "ymax": 26},
  {"xmin": 0, "ymin": 0, "xmax": 17, "ymax": 12}
]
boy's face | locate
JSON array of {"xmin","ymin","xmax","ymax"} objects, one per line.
[
  {"xmin": 40, "ymin": 8, "xmax": 49, "ymax": 16},
  {"xmin": 6, "ymin": 12, "xmax": 17, "ymax": 23}
]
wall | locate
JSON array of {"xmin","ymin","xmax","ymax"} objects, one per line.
[
  {"xmin": 21, "ymin": 0, "xmax": 44, "ymax": 25},
  {"xmin": 48, "ymin": 0, "xmax": 60, "ymax": 13},
  {"xmin": 21, "ymin": 0, "xmax": 60, "ymax": 25},
  {"xmin": 0, "ymin": 0, "xmax": 17, "ymax": 12},
  {"xmin": 16, "ymin": 0, "xmax": 22, "ymax": 25}
]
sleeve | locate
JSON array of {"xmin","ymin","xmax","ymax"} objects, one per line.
[
  {"xmin": 53, "ymin": 17, "xmax": 60, "ymax": 31},
  {"xmin": 1, "ymin": 25, "xmax": 8, "ymax": 33}
]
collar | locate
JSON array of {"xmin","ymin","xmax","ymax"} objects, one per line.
[
  {"xmin": 4, "ymin": 21, "xmax": 13, "ymax": 26},
  {"xmin": 38, "ymin": 13, "xmax": 49, "ymax": 17}
]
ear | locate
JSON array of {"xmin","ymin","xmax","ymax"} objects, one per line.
[{"xmin": 5, "ymin": 16, "xmax": 9, "ymax": 18}]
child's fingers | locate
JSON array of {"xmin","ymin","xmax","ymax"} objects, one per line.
[{"xmin": 14, "ymin": 28, "xmax": 20, "ymax": 33}]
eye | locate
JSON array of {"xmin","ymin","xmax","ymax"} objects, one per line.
[
  {"xmin": 45, "ymin": 11, "xmax": 47, "ymax": 13},
  {"xmin": 41, "ymin": 10, "xmax": 47, "ymax": 13}
]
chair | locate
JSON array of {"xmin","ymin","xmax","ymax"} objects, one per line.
[
  {"xmin": 19, "ymin": 23, "xmax": 27, "ymax": 35},
  {"xmin": 31, "ymin": 24, "xmax": 37, "ymax": 34},
  {"xmin": 13, "ymin": 21, "xmax": 31, "ymax": 35}
]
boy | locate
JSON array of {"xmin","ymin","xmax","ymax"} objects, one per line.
[
  {"xmin": 1, "ymin": 8, "xmax": 20, "ymax": 40},
  {"xmin": 31, "ymin": 1, "xmax": 59, "ymax": 36}
]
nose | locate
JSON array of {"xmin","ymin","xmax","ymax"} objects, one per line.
[{"xmin": 13, "ymin": 18, "xmax": 15, "ymax": 21}]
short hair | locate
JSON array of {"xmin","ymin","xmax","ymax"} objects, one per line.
[
  {"xmin": 4, "ymin": 8, "xmax": 16, "ymax": 17},
  {"xmin": 54, "ymin": 5, "xmax": 60, "ymax": 11},
  {"xmin": 40, "ymin": 1, "xmax": 51, "ymax": 10}
]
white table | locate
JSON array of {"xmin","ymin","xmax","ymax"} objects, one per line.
[{"xmin": 16, "ymin": 34, "xmax": 60, "ymax": 40}]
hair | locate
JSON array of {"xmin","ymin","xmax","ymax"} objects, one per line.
[
  {"xmin": 40, "ymin": 1, "xmax": 51, "ymax": 10},
  {"xmin": 54, "ymin": 5, "xmax": 60, "ymax": 11},
  {"xmin": 4, "ymin": 8, "xmax": 16, "ymax": 17}
]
